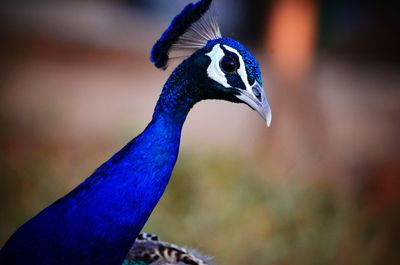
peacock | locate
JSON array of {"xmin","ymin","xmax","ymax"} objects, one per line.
[{"xmin": 0, "ymin": 0, "xmax": 271, "ymax": 264}]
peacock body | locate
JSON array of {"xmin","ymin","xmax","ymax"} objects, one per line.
[
  {"xmin": 124, "ymin": 233, "xmax": 212, "ymax": 265},
  {"xmin": 0, "ymin": 1, "xmax": 271, "ymax": 264}
]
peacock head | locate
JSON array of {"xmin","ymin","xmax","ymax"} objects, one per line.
[{"xmin": 150, "ymin": 0, "xmax": 272, "ymax": 126}]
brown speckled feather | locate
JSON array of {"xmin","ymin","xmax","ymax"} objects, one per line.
[{"xmin": 125, "ymin": 233, "xmax": 213, "ymax": 265}]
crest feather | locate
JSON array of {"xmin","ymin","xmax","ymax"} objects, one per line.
[{"xmin": 151, "ymin": 0, "xmax": 221, "ymax": 70}]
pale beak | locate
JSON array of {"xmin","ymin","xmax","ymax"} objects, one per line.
[{"xmin": 236, "ymin": 82, "xmax": 272, "ymax": 127}]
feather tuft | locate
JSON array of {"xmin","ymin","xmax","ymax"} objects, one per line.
[
  {"xmin": 151, "ymin": 0, "xmax": 221, "ymax": 70},
  {"xmin": 125, "ymin": 233, "xmax": 213, "ymax": 265}
]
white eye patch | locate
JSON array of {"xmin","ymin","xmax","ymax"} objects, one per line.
[
  {"xmin": 205, "ymin": 44, "xmax": 230, "ymax": 88},
  {"xmin": 205, "ymin": 44, "xmax": 252, "ymax": 92},
  {"xmin": 222, "ymin": 45, "xmax": 253, "ymax": 91}
]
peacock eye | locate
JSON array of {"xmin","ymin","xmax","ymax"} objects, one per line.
[{"xmin": 219, "ymin": 56, "xmax": 238, "ymax": 74}]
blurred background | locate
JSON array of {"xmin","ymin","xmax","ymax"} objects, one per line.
[{"xmin": 0, "ymin": 0, "xmax": 399, "ymax": 264}]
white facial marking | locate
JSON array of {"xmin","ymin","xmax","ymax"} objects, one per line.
[
  {"xmin": 206, "ymin": 44, "xmax": 258, "ymax": 98},
  {"xmin": 205, "ymin": 44, "xmax": 230, "ymax": 88},
  {"xmin": 223, "ymin": 45, "xmax": 253, "ymax": 92},
  {"xmin": 206, "ymin": 44, "xmax": 271, "ymax": 126}
]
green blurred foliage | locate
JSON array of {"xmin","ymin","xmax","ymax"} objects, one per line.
[{"xmin": 145, "ymin": 153, "xmax": 347, "ymax": 265}]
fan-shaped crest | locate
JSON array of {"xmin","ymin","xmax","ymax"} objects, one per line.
[{"xmin": 151, "ymin": 0, "xmax": 221, "ymax": 70}]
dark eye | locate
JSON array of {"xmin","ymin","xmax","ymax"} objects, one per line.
[{"xmin": 220, "ymin": 56, "xmax": 238, "ymax": 74}]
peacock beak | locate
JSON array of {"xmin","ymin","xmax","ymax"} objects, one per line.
[{"xmin": 236, "ymin": 82, "xmax": 272, "ymax": 127}]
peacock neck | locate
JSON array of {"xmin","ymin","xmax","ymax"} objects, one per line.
[
  {"xmin": 88, "ymin": 68, "xmax": 200, "ymax": 264},
  {"xmin": 0, "ymin": 67, "xmax": 201, "ymax": 265},
  {"xmin": 109, "ymin": 67, "xmax": 199, "ymax": 222},
  {"xmin": 153, "ymin": 65, "xmax": 199, "ymax": 125}
]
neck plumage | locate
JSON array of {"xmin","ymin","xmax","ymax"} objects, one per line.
[{"xmin": 0, "ymin": 67, "xmax": 197, "ymax": 265}]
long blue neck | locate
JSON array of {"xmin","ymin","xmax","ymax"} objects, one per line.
[{"xmin": 0, "ymin": 66, "xmax": 198, "ymax": 265}]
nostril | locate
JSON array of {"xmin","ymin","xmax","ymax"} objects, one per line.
[{"xmin": 252, "ymin": 86, "xmax": 262, "ymax": 101}]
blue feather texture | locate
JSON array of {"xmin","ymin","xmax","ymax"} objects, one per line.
[
  {"xmin": 0, "ymin": 0, "xmax": 269, "ymax": 264},
  {"xmin": 0, "ymin": 62, "xmax": 196, "ymax": 264}
]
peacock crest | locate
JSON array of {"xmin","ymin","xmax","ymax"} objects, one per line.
[{"xmin": 151, "ymin": 0, "xmax": 221, "ymax": 70}]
